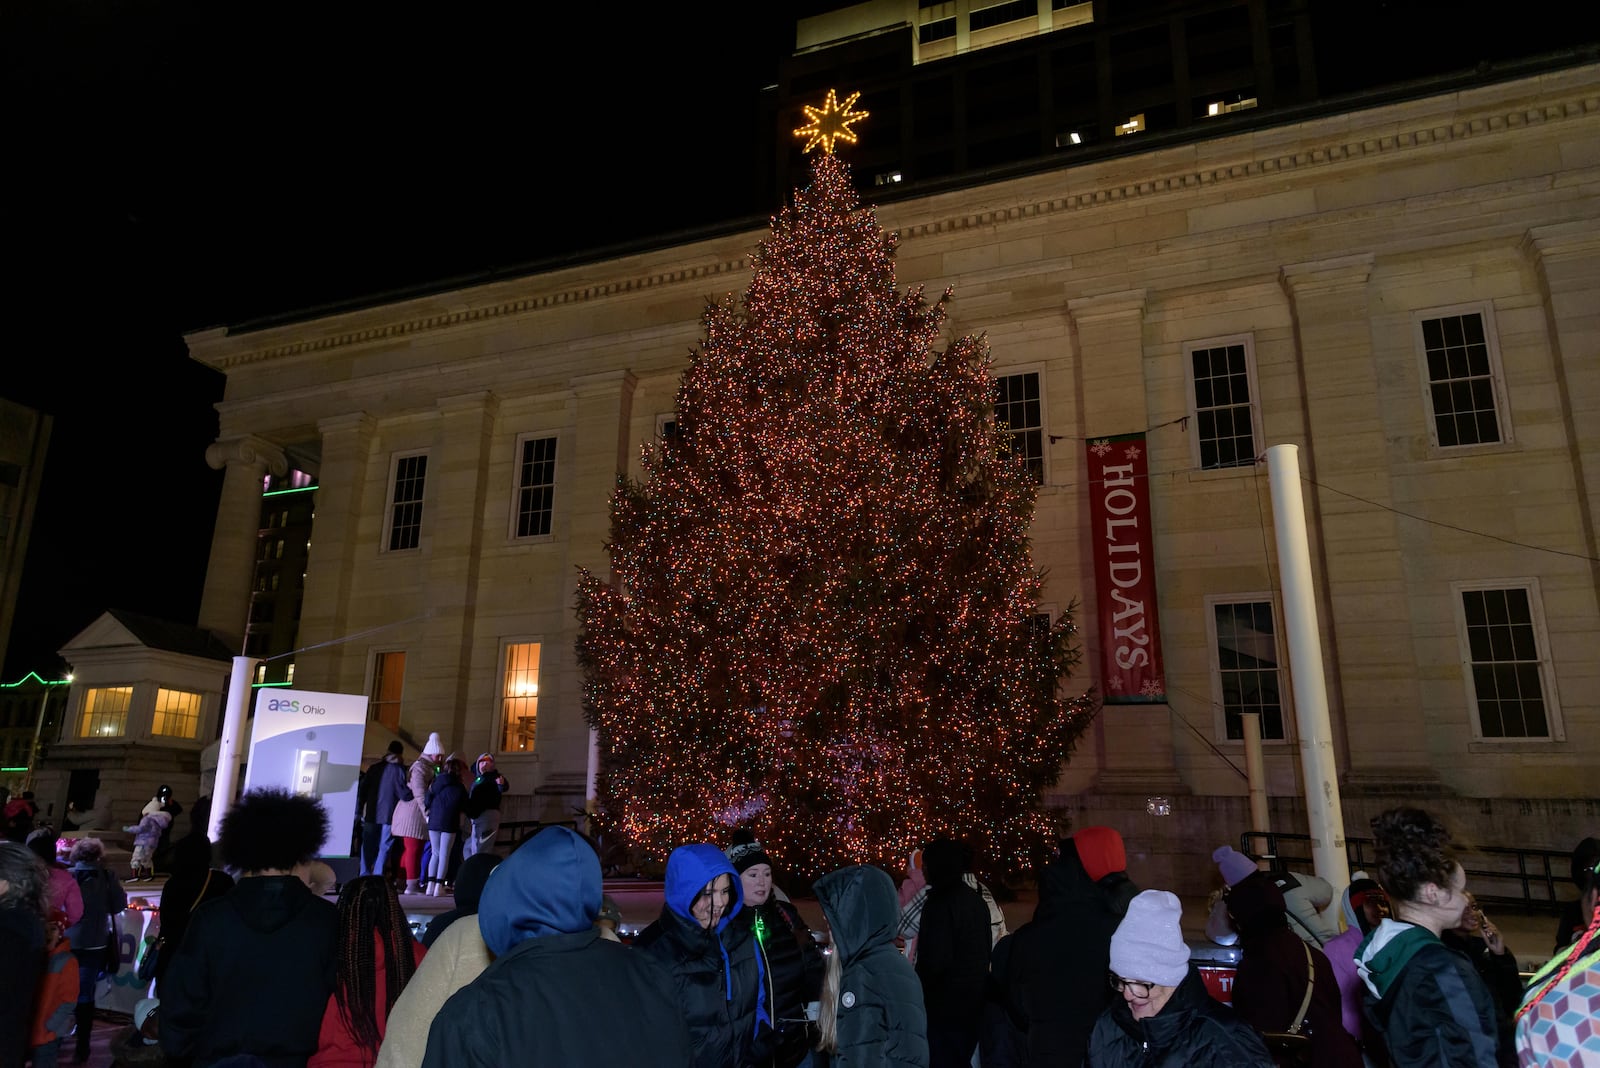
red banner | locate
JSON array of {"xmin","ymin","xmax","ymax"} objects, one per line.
[{"xmin": 1086, "ymin": 433, "xmax": 1166, "ymax": 703}]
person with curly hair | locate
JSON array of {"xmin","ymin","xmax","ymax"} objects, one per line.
[
  {"xmin": 1, "ymin": 841, "xmax": 49, "ymax": 1068},
  {"xmin": 160, "ymin": 788, "xmax": 339, "ymax": 1068},
  {"xmin": 1355, "ymin": 807, "xmax": 1501, "ymax": 1068},
  {"xmin": 310, "ymin": 877, "xmax": 425, "ymax": 1067}
]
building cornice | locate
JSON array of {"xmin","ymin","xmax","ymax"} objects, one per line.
[{"xmin": 185, "ymin": 65, "xmax": 1600, "ymax": 374}]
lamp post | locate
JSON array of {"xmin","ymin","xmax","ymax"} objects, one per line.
[{"xmin": 18, "ymin": 672, "xmax": 71, "ymax": 795}]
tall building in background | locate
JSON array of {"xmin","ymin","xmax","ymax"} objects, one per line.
[
  {"xmin": 173, "ymin": 2, "xmax": 1599, "ymax": 888},
  {"xmin": 247, "ymin": 469, "xmax": 316, "ymax": 686},
  {"xmin": 0, "ymin": 399, "xmax": 51, "ymax": 673}
]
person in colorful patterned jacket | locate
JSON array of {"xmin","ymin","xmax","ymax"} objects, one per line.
[{"xmin": 1515, "ymin": 854, "xmax": 1600, "ymax": 1066}]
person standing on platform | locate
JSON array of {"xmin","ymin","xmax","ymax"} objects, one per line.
[
  {"xmin": 423, "ymin": 756, "xmax": 466, "ymax": 897},
  {"xmin": 462, "ymin": 754, "xmax": 508, "ymax": 859},
  {"xmin": 361, "ymin": 742, "xmax": 409, "ymax": 879},
  {"xmin": 391, "ymin": 735, "xmax": 442, "ymax": 896},
  {"xmin": 160, "ymin": 788, "xmax": 339, "ymax": 1068}
]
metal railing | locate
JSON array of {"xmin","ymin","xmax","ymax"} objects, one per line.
[{"xmin": 1241, "ymin": 830, "xmax": 1577, "ymax": 913}]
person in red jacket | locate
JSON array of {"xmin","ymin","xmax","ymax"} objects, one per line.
[{"xmin": 310, "ymin": 877, "xmax": 426, "ymax": 1067}]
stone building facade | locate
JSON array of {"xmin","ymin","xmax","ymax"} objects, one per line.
[{"xmin": 185, "ymin": 64, "xmax": 1600, "ymax": 890}]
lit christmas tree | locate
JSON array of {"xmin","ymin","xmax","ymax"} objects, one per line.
[{"xmin": 576, "ymin": 149, "xmax": 1094, "ymax": 875}]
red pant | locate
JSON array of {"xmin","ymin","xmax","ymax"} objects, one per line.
[{"xmin": 400, "ymin": 836, "xmax": 423, "ymax": 879}]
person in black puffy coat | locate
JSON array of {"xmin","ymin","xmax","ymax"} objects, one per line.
[
  {"xmin": 1087, "ymin": 890, "xmax": 1273, "ymax": 1068},
  {"xmin": 814, "ymin": 864, "xmax": 928, "ymax": 1068},
  {"xmin": 729, "ymin": 839, "xmax": 824, "ymax": 1068},
  {"xmin": 914, "ymin": 838, "xmax": 991, "ymax": 1068},
  {"xmin": 637, "ymin": 843, "xmax": 773, "ymax": 1068},
  {"xmin": 1226, "ymin": 870, "xmax": 1362, "ymax": 1068},
  {"xmin": 991, "ymin": 833, "xmax": 1125, "ymax": 1068},
  {"xmin": 423, "ymin": 755, "xmax": 467, "ymax": 896}
]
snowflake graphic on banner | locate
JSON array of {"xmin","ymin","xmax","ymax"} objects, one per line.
[
  {"xmin": 1140, "ymin": 678, "xmax": 1166, "ymax": 698},
  {"xmin": 1106, "ymin": 676, "xmax": 1126, "ymax": 691},
  {"xmin": 1124, "ymin": 444, "xmax": 1142, "ymax": 459},
  {"xmin": 1090, "ymin": 440, "xmax": 1113, "ymax": 457}
]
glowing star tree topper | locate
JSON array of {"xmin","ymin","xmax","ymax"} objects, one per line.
[
  {"xmin": 793, "ymin": 88, "xmax": 869, "ymax": 155},
  {"xmin": 577, "ymin": 154, "xmax": 1095, "ymax": 878}
]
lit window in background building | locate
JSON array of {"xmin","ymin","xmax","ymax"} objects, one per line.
[
  {"xmin": 79, "ymin": 686, "xmax": 132, "ymax": 738},
  {"xmin": 501, "ymin": 642, "xmax": 541, "ymax": 752},
  {"xmin": 152, "ymin": 687, "xmax": 201, "ymax": 739}
]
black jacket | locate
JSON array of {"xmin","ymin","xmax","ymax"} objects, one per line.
[
  {"xmin": 160, "ymin": 874, "xmax": 338, "ymax": 1068},
  {"xmin": 1228, "ymin": 871, "xmax": 1361, "ymax": 1068},
  {"xmin": 1087, "ymin": 966, "xmax": 1274, "ymax": 1068},
  {"xmin": 736, "ymin": 897, "xmax": 825, "ymax": 1068},
  {"xmin": 814, "ymin": 865, "xmax": 929, "ymax": 1068},
  {"xmin": 425, "ymin": 771, "xmax": 466, "ymax": 833},
  {"xmin": 372, "ymin": 755, "xmax": 411, "ymax": 826},
  {"xmin": 0, "ymin": 905, "xmax": 44, "ymax": 1068},
  {"xmin": 424, "ymin": 928, "xmax": 692, "ymax": 1068},
  {"xmin": 915, "ymin": 873, "xmax": 991, "ymax": 1029},
  {"xmin": 65, "ymin": 862, "xmax": 127, "ymax": 951},
  {"xmin": 995, "ymin": 842, "xmax": 1122, "ymax": 1068},
  {"xmin": 1439, "ymin": 932, "xmax": 1520, "ymax": 1068},
  {"xmin": 151, "ymin": 836, "xmax": 234, "ymax": 995},
  {"xmin": 1358, "ymin": 920, "xmax": 1501, "ymax": 1068}
]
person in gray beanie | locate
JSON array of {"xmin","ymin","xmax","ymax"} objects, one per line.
[{"xmin": 1087, "ymin": 889, "xmax": 1272, "ymax": 1067}]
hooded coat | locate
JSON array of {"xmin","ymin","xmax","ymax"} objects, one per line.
[
  {"xmin": 1086, "ymin": 966, "xmax": 1274, "ymax": 1068},
  {"xmin": 1356, "ymin": 918, "xmax": 1500, "ymax": 1068},
  {"xmin": 915, "ymin": 840, "xmax": 991, "ymax": 1068},
  {"xmin": 815, "ymin": 865, "xmax": 929, "ymax": 1068},
  {"xmin": 160, "ymin": 874, "xmax": 339, "ymax": 1068},
  {"xmin": 637, "ymin": 843, "xmax": 772, "ymax": 1068},
  {"xmin": 421, "ymin": 827, "xmax": 691, "ymax": 1068},
  {"xmin": 421, "ymin": 852, "xmax": 501, "ymax": 948},
  {"xmin": 368, "ymin": 754, "xmax": 410, "ymax": 826},
  {"xmin": 994, "ymin": 840, "xmax": 1121, "ymax": 1068},
  {"xmin": 733, "ymin": 892, "xmax": 824, "ymax": 1068},
  {"xmin": 424, "ymin": 768, "xmax": 466, "ymax": 834},
  {"xmin": 1226, "ymin": 872, "xmax": 1361, "ymax": 1068}
]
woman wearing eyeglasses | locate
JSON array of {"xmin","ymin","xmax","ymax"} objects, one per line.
[{"xmin": 1086, "ymin": 890, "xmax": 1273, "ymax": 1067}]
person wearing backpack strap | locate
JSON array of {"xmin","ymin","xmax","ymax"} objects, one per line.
[{"xmin": 64, "ymin": 837, "xmax": 126, "ymax": 1062}]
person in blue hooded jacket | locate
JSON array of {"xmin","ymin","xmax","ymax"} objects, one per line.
[
  {"xmin": 421, "ymin": 826, "xmax": 691, "ymax": 1067},
  {"xmin": 637, "ymin": 843, "xmax": 775, "ymax": 1068}
]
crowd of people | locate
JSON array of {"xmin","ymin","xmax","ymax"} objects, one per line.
[{"xmin": 1, "ymin": 783, "xmax": 1596, "ymax": 1068}]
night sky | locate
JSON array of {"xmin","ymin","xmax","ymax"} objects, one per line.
[{"xmin": 2, "ymin": 4, "xmax": 804, "ymax": 677}]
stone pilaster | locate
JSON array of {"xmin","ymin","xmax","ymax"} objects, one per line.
[
  {"xmin": 198, "ymin": 435, "xmax": 286, "ymax": 652},
  {"xmin": 1278, "ymin": 255, "xmax": 1432, "ymax": 783},
  {"xmin": 1068, "ymin": 290, "xmax": 1184, "ymax": 792},
  {"xmin": 1523, "ymin": 222, "xmax": 1600, "ymax": 604},
  {"xmin": 415, "ymin": 392, "xmax": 499, "ymax": 752},
  {"xmin": 296, "ymin": 414, "xmax": 374, "ymax": 690}
]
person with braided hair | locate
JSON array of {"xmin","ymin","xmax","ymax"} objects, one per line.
[
  {"xmin": 1515, "ymin": 853, "xmax": 1600, "ymax": 1064},
  {"xmin": 310, "ymin": 877, "xmax": 426, "ymax": 1067},
  {"xmin": 1355, "ymin": 807, "xmax": 1501, "ymax": 1068}
]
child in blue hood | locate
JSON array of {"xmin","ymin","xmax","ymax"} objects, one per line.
[{"xmin": 637, "ymin": 843, "xmax": 774, "ymax": 1068}]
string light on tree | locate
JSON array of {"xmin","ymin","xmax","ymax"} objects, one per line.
[
  {"xmin": 793, "ymin": 88, "xmax": 869, "ymax": 155},
  {"xmin": 576, "ymin": 151, "xmax": 1094, "ymax": 877}
]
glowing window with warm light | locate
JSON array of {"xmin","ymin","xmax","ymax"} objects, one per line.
[
  {"xmin": 152, "ymin": 688, "xmax": 201, "ymax": 739},
  {"xmin": 370, "ymin": 652, "xmax": 406, "ymax": 731},
  {"xmin": 79, "ymin": 686, "xmax": 132, "ymax": 738},
  {"xmin": 501, "ymin": 642, "xmax": 541, "ymax": 752}
]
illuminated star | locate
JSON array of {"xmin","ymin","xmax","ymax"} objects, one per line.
[{"xmin": 793, "ymin": 89, "xmax": 869, "ymax": 156}]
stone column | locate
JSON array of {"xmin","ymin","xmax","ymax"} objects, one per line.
[
  {"xmin": 547, "ymin": 371, "xmax": 637, "ymax": 802},
  {"xmin": 1067, "ymin": 289, "xmax": 1185, "ymax": 792},
  {"xmin": 1279, "ymin": 255, "xmax": 1433, "ymax": 783},
  {"xmin": 1523, "ymin": 222, "xmax": 1600, "ymax": 604},
  {"xmin": 198, "ymin": 435, "xmax": 286, "ymax": 652},
  {"xmin": 415, "ymin": 392, "xmax": 499, "ymax": 753},
  {"xmin": 296, "ymin": 414, "xmax": 374, "ymax": 690}
]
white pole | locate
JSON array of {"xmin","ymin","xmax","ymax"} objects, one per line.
[
  {"xmin": 1264, "ymin": 444, "xmax": 1350, "ymax": 891},
  {"xmin": 584, "ymin": 727, "xmax": 600, "ymax": 817},
  {"xmin": 20, "ymin": 686, "xmax": 53, "ymax": 795},
  {"xmin": 208, "ymin": 656, "xmax": 259, "ymax": 842},
  {"xmin": 1241, "ymin": 711, "xmax": 1271, "ymax": 839}
]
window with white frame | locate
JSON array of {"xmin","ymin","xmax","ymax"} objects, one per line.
[
  {"xmin": 513, "ymin": 436, "xmax": 558, "ymax": 539},
  {"xmin": 994, "ymin": 371, "xmax": 1044, "ymax": 484},
  {"xmin": 385, "ymin": 452, "xmax": 427, "ymax": 552},
  {"xmin": 500, "ymin": 641, "xmax": 541, "ymax": 753},
  {"xmin": 1452, "ymin": 581, "xmax": 1560, "ymax": 739},
  {"xmin": 78, "ymin": 686, "xmax": 132, "ymax": 739},
  {"xmin": 152, "ymin": 687, "xmax": 201, "ymax": 740},
  {"xmin": 1187, "ymin": 335, "xmax": 1260, "ymax": 470},
  {"xmin": 1206, "ymin": 596, "xmax": 1287, "ymax": 740},
  {"xmin": 1415, "ymin": 305, "xmax": 1510, "ymax": 448}
]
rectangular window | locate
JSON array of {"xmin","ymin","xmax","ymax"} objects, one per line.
[
  {"xmin": 994, "ymin": 371, "xmax": 1044, "ymax": 484},
  {"xmin": 1454, "ymin": 582, "xmax": 1559, "ymax": 739},
  {"xmin": 1416, "ymin": 306, "xmax": 1509, "ymax": 448},
  {"xmin": 386, "ymin": 453, "xmax": 427, "ymax": 552},
  {"xmin": 152, "ymin": 688, "xmax": 201, "ymax": 740},
  {"xmin": 1188, "ymin": 336, "xmax": 1259, "ymax": 470},
  {"xmin": 370, "ymin": 651, "xmax": 406, "ymax": 731},
  {"xmin": 514, "ymin": 436, "xmax": 558, "ymax": 539},
  {"xmin": 79, "ymin": 686, "xmax": 132, "ymax": 739},
  {"xmin": 1208, "ymin": 598, "xmax": 1286, "ymax": 740},
  {"xmin": 501, "ymin": 642, "xmax": 541, "ymax": 753}
]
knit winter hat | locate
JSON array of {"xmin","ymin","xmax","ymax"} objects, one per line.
[
  {"xmin": 422, "ymin": 732, "xmax": 445, "ymax": 757},
  {"xmin": 1074, "ymin": 826, "xmax": 1127, "ymax": 882},
  {"xmin": 1213, "ymin": 845, "xmax": 1257, "ymax": 887},
  {"xmin": 1110, "ymin": 890, "xmax": 1190, "ymax": 987},
  {"xmin": 727, "ymin": 840, "xmax": 772, "ymax": 874}
]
